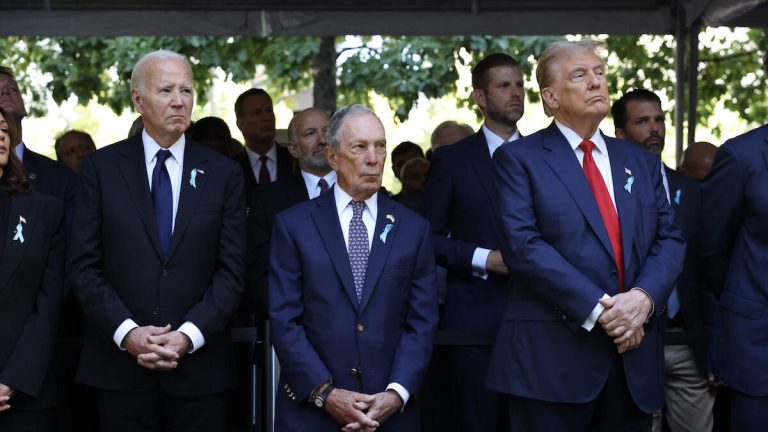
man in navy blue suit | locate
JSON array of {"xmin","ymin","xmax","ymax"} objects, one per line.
[
  {"xmin": 613, "ymin": 88, "xmax": 715, "ymax": 432},
  {"xmin": 70, "ymin": 50, "xmax": 245, "ymax": 432},
  {"xmin": 701, "ymin": 121, "xmax": 768, "ymax": 432},
  {"xmin": 488, "ymin": 40, "xmax": 685, "ymax": 431},
  {"xmin": 269, "ymin": 104, "xmax": 438, "ymax": 431},
  {"xmin": 420, "ymin": 53, "xmax": 524, "ymax": 431}
]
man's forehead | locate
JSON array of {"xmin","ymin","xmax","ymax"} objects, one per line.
[
  {"xmin": 299, "ymin": 110, "xmax": 330, "ymax": 129},
  {"xmin": 626, "ymin": 100, "xmax": 663, "ymax": 116},
  {"xmin": 341, "ymin": 114, "xmax": 385, "ymax": 142},
  {"xmin": 0, "ymin": 74, "xmax": 19, "ymax": 87}
]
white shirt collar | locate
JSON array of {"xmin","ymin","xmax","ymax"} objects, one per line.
[
  {"xmin": 15, "ymin": 142, "xmax": 25, "ymax": 161},
  {"xmin": 482, "ymin": 124, "xmax": 521, "ymax": 156},
  {"xmin": 554, "ymin": 120, "xmax": 607, "ymax": 155},
  {"xmin": 142, "ymin": 130, "xmax": 185, "ymax": 166},
  {"xmin": 301, "ymin": 170, "xmax": 337, "ymax": 198},
  {"xmin": 246, "ymin": 143, "xmax": 277, "ymax": 168},
  {"xmin": 334, "ymin": 182, "xmax": 378, "ymax": 219}
]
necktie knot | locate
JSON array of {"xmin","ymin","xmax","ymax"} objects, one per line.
[
  {"xmin": 579, "ymin": 139, "xmax": 595, "ymax": 154},
  {"xmin": 350, "ymin": 200, "xmax": 366, "ymax": 217},
  {"xmin": 259, "ymin": 155, "xmax": 268, "ymax": 163},
  {"xmin": 156, "ymin": 149, "xmax": 172, "ymax": 165},
  {"xmin": 318, "ymin": 178, "xmax": 330, "ymax": 194}
]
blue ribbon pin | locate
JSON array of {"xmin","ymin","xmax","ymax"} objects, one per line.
[
  {"xmin": 624, "ymin": 176, "xmax": 634, "ymax": 194},
  {"xmin": 189, "ymin": 169, "xmax": 198, "ymax": 188},
  {"xmin": 12, "ymin": 216, "xmax": 25, "ymax": 243},
  {"xmin": 674, "ymin": 189, "xmax": 682, "ymax": 205},
  {"xmin": 380, "ymin": 223, "xmax": 394, "ymax": 244}
]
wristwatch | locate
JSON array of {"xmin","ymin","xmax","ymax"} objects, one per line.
[{"xmin": 312, "ymin": 383, "xmax": 335, "ymax": 408}]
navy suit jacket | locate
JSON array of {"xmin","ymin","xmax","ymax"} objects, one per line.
[
  {"xmin": 0, "ymin": 192, "xmax": 64, "ymax": 410},
  {"xmin": 22, "ymin": 147, "xmax": 76, "ymax": 225},
  {"xmin": 246, "ymin": 174, "xmax": 308, "ymax": 319},
  {"xmin": 701, "ymin": 124, "xmax": 768, "ymax": 396},
  {"xmin": 235, "ymin": 144, "xmax": 295, "ymax": 199},
  {"xmin": 664, "ymin": 167, "xmax": 712, "ymax": 373},
  {"xmin": 70, "ymin": 134, "xmax": 246, "ymax": 396},
  {"xmin": 420, "ymin": 131, "xmax": 508, "ymax": 334},
  {"xmin": 269, "ymin": 190, "xmax": 438, "ymax": 431},
  {"xmin": 486, "ymin": 123, "xmax": 685, "ymax": 413}
]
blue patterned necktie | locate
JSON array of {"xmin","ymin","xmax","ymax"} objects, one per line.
[
  {"xmin": 348, "ymin": 200, "xmax": 369, "ymax": 303},
  {"xmin": 152, "ymin": 149, "xmax": 173, "ymax": 255}
]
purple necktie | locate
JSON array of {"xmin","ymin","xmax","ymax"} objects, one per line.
[
  {"xmin": 348, "ymin": 200, "xmax": 369, "ymax": 303},
  {"xmin": 258, "ymin": 155, "xmax": 270, "ymax": 184},
  {"xmin": 318, "ymin": 178, "xmax": 330, "ymax": 194}
]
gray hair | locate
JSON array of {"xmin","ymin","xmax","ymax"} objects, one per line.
[
  {"xmin": 536, "ymin": 40, "xmax": 605, "ymax": 116},
  {"xmin": 131, "ymin": 50, "xmax": 191, "ymax": 92},
  {"xmin": 327, "ymin": 104, "xmax": 379, "ymax": 150}
]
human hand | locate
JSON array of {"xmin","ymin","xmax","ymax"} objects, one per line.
[
  {"xmin": 136, "ymin": 331, "xmax": 192, "ymax": 370},
  {"xmin": 123, "ymin": 325, "xmax": 179, "ymax": 371},
  {"xmin": 324, "ymin": 387, "xmax": 378, "ymax": 430},
  {"xmin": 349, "ymin": 389, "xmax": 402, "ymax": 429},
  {"xmin": 0, "ymin": 383, "xmax": 14, "ymax": 413},
  {"xmin": 598, "ymin": 289, "xmax": 652, "ymax": 351},
  {"xmin": 486, "ymin": 250, "xmax": 509, "ymax": 275}
]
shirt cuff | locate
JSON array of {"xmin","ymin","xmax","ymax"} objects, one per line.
[
  {"xmin": 113, "ymin": 319, "xmax": 139, "ymax": 350},
  {"xmin": 178, "ymin": 321, "xmax": 205, "ymax": 353},
  {"xmin": 581, "ymin": 294, "xmax": 610, "ymax": 331},
  {"xmin": 630, "ymin": 287, "xmax": 655, "ymax": 322},
  {"xmin": 386, "ymin": 382, "xmax": 410, "ymax": 411},
  {"xmin": 471, "ymin": 247, "xmax": 492, "ymax": 280}
]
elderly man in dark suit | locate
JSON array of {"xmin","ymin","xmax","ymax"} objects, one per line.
[
  {"xmin": 488, "ymin": 40, "xmax": 685, "ymax": 431},
  {"xmin": 612, "ymin": 88, "xmax": 714, "ymax": 432},
  {"xmin": 69, "ymin": 50, "xmax": 246, "ymax": 432},
  {"xmin": 421, "ymin": 52, "xmax": 524, "ymax": 431},
  {"xmin": 269, "ymin": 104, "xmax": 438, "ymax": 431}
]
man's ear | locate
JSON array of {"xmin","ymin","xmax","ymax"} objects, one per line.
[
  {"xmin": 541, "ymin": 87, "xmax": 559, "ymax": 111},
  {"xmin": 472, "ymin": 88, "xmax": 486, "ymax": 112},
  {"xmin": 287, "ymin": 141, "xmax": 300, "ymax": 159},
  {"xmin": 131, "ymin": 89, "xmax": 143, "ymax": 115},
  {"xmin": 615, "ymin": 128, "xmax": 627, "ymax": 140},
  {"xmin": 324, "ymin": 146, "xmax": 338, "ymax": 171}
]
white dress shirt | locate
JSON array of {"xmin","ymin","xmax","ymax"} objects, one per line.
[
  {"xmin": 246, "ymin": 143, "xmax": 277, "ymax": 183},
  {"xmin": 332, "ymin": 183, "xmax": 410, "ymax": 407},
  {"xmin": 113, "ymin": 131, "xmax": 205, "ymax": 353},
  {"xmin": 15, "ymin": 141, "xmax": 24, "ymax": 161},
  {"xmin": 301, "ymin": 170, "xmax": 337, "ymax": 200},
  {"xmin": 471, "ymin": 125, "xmax": 522, "ymax": 279}
]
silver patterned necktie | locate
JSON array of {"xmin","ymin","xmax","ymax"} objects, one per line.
[{"xmin": 348, "ymin": 200, "xmax": 369, "ymax": 303}]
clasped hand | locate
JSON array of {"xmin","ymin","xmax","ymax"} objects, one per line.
[
  {"xmin": 0, "ymin": 383, "xmax": 15, "ymax": 413},
  {"xmin": 598, "ymin": 289, "xmax": 652, "ymax": 354},
  {"xmin": 324, "ymin": 387, "xmax": 403, "ymax": 431},
  {"xmin": 123, "ymin": 324, "xmax": 191, "ymax": 371}
]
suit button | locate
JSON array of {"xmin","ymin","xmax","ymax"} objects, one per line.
[
  {"xmin": 561, "ymin": 314, "xmax": 567, "ymax": 320},
  {"xmin": 351, "ymin": 368, "xmax": 359, "ymax": 376},
  {"xmin": 153, "ymin": 307, "xmax": 160, "ymax": 316},
  {"xmin": 609, "ymin": 271, "xmax": 618, "ymax": 279},
  {"xmin": 162, "ymin": 269, "xmax": 169, "ymax": 277},
  {"xmin": 356, "ymin": 323, "xmax": 365, "ymax": 332}
]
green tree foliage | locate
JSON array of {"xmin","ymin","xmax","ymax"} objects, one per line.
[{"xmin": 0, "ymin": 31, "xmax": 765, "ymax": 131}]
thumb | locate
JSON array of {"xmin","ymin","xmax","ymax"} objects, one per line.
[
  {"xmin": 148, "ymin": 324, "xmax": 172, "ymax": 335},
  {"xmin": 599, "ymin": 296, "xmax": 615, "ymax": 308}
]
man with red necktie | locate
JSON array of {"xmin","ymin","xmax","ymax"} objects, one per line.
[{"xmin": 487, "ymin": 40, "xmax": 685, "ymax": 431}]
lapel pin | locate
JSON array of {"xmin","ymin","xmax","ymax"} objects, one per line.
[
  {"xmin": 624, "ymin": 176, "xmax": 635, "ymax": 194},
  {"xmin": 28, "ymin": 172, "xmax": 37, "ymax": 180},
  {"xmin": 386, "ymin": 214, "xmax": 395, "ymax": 223},
  {"xmin": 380, "ymin": 223, "xmax": 394, "ymax": 244},
  {"xmin": 624, "ymin": 167, "xmax": 632, "ymax": 176},
  {"xmin": 674, "ymin": 189, "xmax": 682, "ymax": 205},
  {"xmin": 12, "ymin": 215, "xmax": 26, "ymax": 244}
]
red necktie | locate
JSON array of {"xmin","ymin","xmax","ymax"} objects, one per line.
[
  {"xmin": 579, "ymin": 139, "xmax": 624, "ymax": 292},
  {"xmin": 258, "ymin": 155, "xmax": 271, "ymax": 184}
]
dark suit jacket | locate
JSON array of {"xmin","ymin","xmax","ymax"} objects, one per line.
[
  {"xmin": 486, "ymin": 123, "xmax": 685, "ymax": 413},
  {"xmin": 70, "ymin": 134, "xmax": 246, "ymax": 396},
  {"xmin": 420, "ymin": 131, "xmax": 508, "ymax": 334},
  {"xmin": 269, "ymin": 190, "xmax": 439, "ymax": 431},
  {"xmin": 663, "ymin": 167, "xmax": 712, "ymax": 374},
  {"xmin": 701, "ymin": 124, "xmax": 768, "ymax": 396},
  {"xmin": 246, "ymin": 175, "xmax": 308, "ymax": 320},
  {"xmin": 0, "ymin": 192, "xmax": 65, "ymax": 410},
  {"xmin": 235, "ymin": 143, "xmax": 295, "ymax": 199},
  {"xmin": 22, "ymin": 147, "xmax": 76, "ymax": 224}
]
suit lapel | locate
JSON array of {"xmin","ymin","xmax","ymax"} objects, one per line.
[
  {"xmin": 762, "ymin": 136, "xmax": 768, "ymax": 172},
  {"xmin": 468, "ymin": 133, "xmax": 495, "ymax": 202},
  {"xmin": 0, "ymin": 195, "xmax": 36, "ymax": 294},
  {"xmin": 166, "ymin": 142, "xmax": 208, "ymax": 262},
  {"xmin": 605, "ymin": 136, "xmax": 636, "ymax": 279},
  {"xmin": 118, "ymin": 136, "xmax": 164, "ymax": 259},
  {"xmin": 359, "ymin": 194, "xmax": 398, "ymax": 313},
  {"xmin": 311, "ymin": 190, "xmax": 359, "ymax": 309},
  {"xmin": 541, "ymin": 124, "xmax": 615, "ymax": 259}
]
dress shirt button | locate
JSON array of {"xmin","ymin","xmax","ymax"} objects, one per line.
[
  {"xmin": 609, "ymin": 271, "xmax": 618, "ymax": 279},
  {"xmin": 162, "ymin": 269, "xmax": 169, "ymax": 277},
  {"xmin": 356, "ymin": 323, "xmax": 365, "ymax": 332},
  {"xmin": 153, "ymin": 307, "xmax": 160, "ymax": 316}
]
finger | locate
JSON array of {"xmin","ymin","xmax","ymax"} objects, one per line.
[
  {"xmin": 342, "ymin": 422, "xmax": 362, "ymax": 432},
  {"xmin": 354, "ymin": 393, "xmax": 377, "ymax": 403},
  {"xmin": 0, "ymin": 404, "xmax": 10, "ymax": 412},
  {"xmin": 146, "ymin": 343, "xmax": 179, "ymax": 359},
  {"xmin": 598, "ymin": 296, "xmax": 616, "ymax": 309},
  {"xmin": 137, "ymin": 358, "xmax": 177, "ymax": 370},
  {"xmin": 147, "ymin": 324, "xmax": 172, "ymax": 335},
  {"xmin": 137, "ymin": 352, "xmax": 164, "ymax": 362},
  {"xmin": 353, "ymin": 401, "xmax": 372, "ymax": 410},
  {"xmin": 146, "ymin": 334, "xmax": 170, "ymax": 346}
]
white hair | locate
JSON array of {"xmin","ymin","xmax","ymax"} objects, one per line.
[{"xmin": 131, "ymin": 50, "xmax": 191, "ymax": 92}]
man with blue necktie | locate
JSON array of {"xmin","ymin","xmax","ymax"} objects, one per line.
[
  {"xmin": 487, "ymin": 40, "xmax": 685, "ymax": 431},
  {"xmin": 70, "ymin": 50, "xmax": 246, "ymax": 432},
  {"xmin": 612, "ymin": 88, "xmax": 714, "ymax": 432},
  {"xmin": 269, "ymin": 104, "xmax": 438, "ymax": 431}
]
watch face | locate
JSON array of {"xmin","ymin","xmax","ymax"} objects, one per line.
[{"xmin": 314, "ymin": 396, "xmax": 324, "ymax": 408}]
